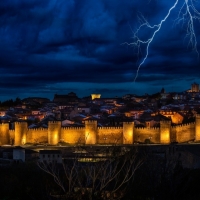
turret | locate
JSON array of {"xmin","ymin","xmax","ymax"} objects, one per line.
[
  {"xmin": 123, "ymin": 122, "xmax": 134, "ymax": 144},
  {"xmin": 85, "ymin": 120, "xmax": 97, "ymax": 144},
  {"xmin": 160, "ymin": 121, "xmax": 171, "ymax": 144},
  {"xmin": 195, "ymin": 114, "xmax": 200, "ymax": 141},
  {"xmin": 0, "ymin": 123, "xmax": 9, "ymax": 145},
  {"xmin": 14, "ymin": 122, "xmax": 28, "ymax": 145},
  {"xmin": 48, "ymin": 121, "xmax": 61, "ymax": 145}
]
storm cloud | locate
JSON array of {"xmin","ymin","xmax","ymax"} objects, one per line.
[{"xmin": 0, "ymin": 0, "xmax": 200, "ymax": 100}]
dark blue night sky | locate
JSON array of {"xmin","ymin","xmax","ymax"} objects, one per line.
[{"xmin": 0, "ymin": 0, "xmax": 200, "ymax": 100}]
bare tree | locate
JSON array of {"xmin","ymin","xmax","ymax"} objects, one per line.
[{"xmin": 38, "ymin": 146, "xmax": 144, "ymax": 200}]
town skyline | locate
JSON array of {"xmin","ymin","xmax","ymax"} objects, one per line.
[
  {"xmin": 0, "ymin": 82, "xmax": 198, "ymax": 102},
  {"xmin": 0, "ymin": 82, "xmax": 199, "ymax": 102}
]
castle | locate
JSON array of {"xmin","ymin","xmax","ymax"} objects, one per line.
[{"xmin": 1, "ymin": 115, "xmax": 200, "ymax": 146}]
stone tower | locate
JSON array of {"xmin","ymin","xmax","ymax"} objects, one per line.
[
  {"xmin": 48, "ymin": 121, "xmax": 61, "ymax": 145},
  {"xmin": 0, "ymin": 123, "xmax": 9, "ymax": 145},
  {"xmin": 15, "ymin": 122, "xmax": 28, "ymax": 145},
  {"xmin": 123, "ymin": 122, "xmax": 134, "ymax": 144},
  {"xmin": 160, "ymin": 121, "xmax": 171, "ymax": 144},
  {"xmin": 195, "ymin": 114, "xmax": 200, "ymax": 141},
  {"xmin": 85, "ymin": 120, "xmax": 97, "ymax": 144},
  {"xmin": 91, "ymin": 94, "xmax": 101, "ymax": 100}
]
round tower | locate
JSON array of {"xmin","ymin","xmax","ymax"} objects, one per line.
[
  {"xmin": 0, "ymin": 123, "xmax": 9, "ymax": 145},
  {"xmin": 15, "ymin": 122, "xmax": 28, "ymax": 145},
  {"xmin": 123, "ymin": 122, "xmax": 134, "ymax": 144},
  {"xmin": 195, "ymin": 114, "xmax": 200, "ymax": 141},
  {"xmin": 48, "ymin": 121, "xmax": 61, "ymax": 145},
  {"xmin": 160, "ymin": 121, "xmax": 171, "ymax": 144},
  {"xmin": 85, "ymin": 120, "xmax": 97, "ymax": 144}
]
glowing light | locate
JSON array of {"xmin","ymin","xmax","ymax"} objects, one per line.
[
  {"xmin": 91, "ymin": 94, "xmax": 101, "ymax": 100},
  {"xmin": 123, "ymin": 0, "xmax": 200, "ymax": 81}
]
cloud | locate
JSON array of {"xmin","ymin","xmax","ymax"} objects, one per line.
[{"xmin": 0, "ymin": 0, "xmax": 199, "ymax": 100}]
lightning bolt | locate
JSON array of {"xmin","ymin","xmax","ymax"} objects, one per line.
[{"xmin": 123, "ymin": 0, "xmax": 200, "ymax": 82}]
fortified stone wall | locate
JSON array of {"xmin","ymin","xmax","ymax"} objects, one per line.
[
  {"xmin": 85, "ymin": 120, "xmax": 97, "ymax": 144},
  {"xmin": 195, "ymin": 114, "xmax": 200, "ymax": 141},
  {"xmin": 170, "ymin": 127, "xmax": 176, "ymax": 143},
  {"xmin": 123, "ymin": 122, "xmax": 134, "ymax": 144},
  {"xmin": 9, "ymin": 129, "xmax": 15, "ymax": 142},
  {"xmin": 97, "ymin": 127, "xmax": 123, "ymax": 144},
  {"xmin": 172, "ymin": 122, "xmax": 195, "ymax": 143},
  {"xmin": 134, "ymin": 127, "xmax": 160, "ymax": 143},
  {"xmin": 26, "ymin": 128, "xmax": 48, "ymax": 143},
  {"xmin": 61, "ymin": 127, "xmax": 85, "ymax": 144},
  {"xmin": 0, "ymin": 119, "xmax": 199, "ymax": 145},
  {"xmin": 15, "ymin": 122, "xmax": 28, "ymax": 145},
  {"xmin": 0, "ymin": 123, "xmax": 9, "ymax": 145},
  {"xmin": 48, "ymin": 121, "xmax": 61, "ymax": 145},
  {"xmin": 160, "ymin": 121, "xmax": 171, "ymax": 144}
]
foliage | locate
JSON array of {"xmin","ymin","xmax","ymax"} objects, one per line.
[{"xmin": 0, "ymin": 98, "xmax": 21, "ymax": 110}]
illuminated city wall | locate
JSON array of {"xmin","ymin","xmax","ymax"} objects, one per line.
[
  {"xmin": 135, "ymin": 127, "xmax": 160, "ymax": 143},
  {"xmin": 0, "ymin": 123, "xmax": 9, "ymax": 145},
  {"xmin": 160, "ymin": 121, "xmax": 171, "ymax": 144},
  {"xmin": 173, "ymin": 123, "xmax": 195, "ymax": 143},
  {"xmin": 9, "ymin": 129, "xmax": 15, "ymax": 143},
  {"xmin": 26, "ymin": 128, "xmax": 48, "ymax": 143},
  {"xmin": 85, "ymin": 120, "xmax": 97, "ymax": 144},
  {"xmin": 123, "ymin": 122, "xmax": 134, "ymax": 144},
  {"xmin": 97, "ymin": 127, "xmax": 123, "ymax": 144},
  {"xmin": 195, "ymin": 114, "xmax": 200, "ymax": 141},
  {"xmin": 15, "ymin": 122, "xmax": 28, "ymax": 145},
  {"xmin": 0, "ymin": 119, "xmax": 199, "ymax": 145},
  {"xmin": 48, "ymin": 121, "xmax": 61, "ymax": 145},
  {"xmin": 61, "ymin": 127, "xmax": 85, "ymax": 144}
]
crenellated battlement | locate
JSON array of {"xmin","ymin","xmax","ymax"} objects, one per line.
[
  {"xmin": 28, "ymin": 128, "xmax": 48, "ymax": 131},
  {"xmin": 98, "ymin": 126, "xmax": 122, "ymax": 129},
  {"xmin": 0, "ymin": 118, "xmax": 199, "ymax": 145},
  {"xmin": 172, "ymin": 122, "xmax": 195, "ymax": 128},
  {"xmin": 0, "ymin": 123, "xmax": 9, "ymax": 129},
  {"xmin": 61, "ymin": 126, "xmax": 85, "ymax": 130},
  {"xmin": 85, "ymin": 120, "xmax": 97, "ymax": 124},
  {"xmin": 15, "ymin": 121, "xmax": 27, "ymax": 125},
  {"xmin": 135, "ymin": 127, "xmax": 159, "ymax": 130}
]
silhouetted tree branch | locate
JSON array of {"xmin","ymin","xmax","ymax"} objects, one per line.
[{"xmin": 38, "ymin": 146, "xmax": 144, "ymax": 200}]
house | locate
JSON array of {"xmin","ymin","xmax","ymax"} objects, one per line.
[
  {"xmin": 171, "ymin": 112, "xmax": 184, "ymax": 124},
  {"xmin": 39, "ymin": 150, "xmax": 62, "ymax": 163},
  {"xmin": 77, "ymin": 105, "xmax": 91, "ymax": 114},
  {"xmin": 0, "ymin": 111, "xmax": 6, "ymax": 117},
  {"xmin": 2, "ymin": 147, "xmax": 38, "ymax": 162}
]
